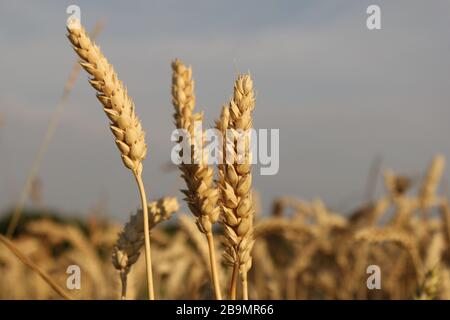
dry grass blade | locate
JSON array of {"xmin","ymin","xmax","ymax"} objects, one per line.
[
  {"xmin": 0, "ymin": 234, "xmax": 72, "ymax": 300},
  {"xmin": 66, "ymin": 20, "xmax": 154, "ymax": 299}
]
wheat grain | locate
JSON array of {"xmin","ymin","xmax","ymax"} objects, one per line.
[{"xmin": 217, "ymin": 74, "xmax": 256, "ymax": 300}]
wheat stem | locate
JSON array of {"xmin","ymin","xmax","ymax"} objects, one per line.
[
  {"xmin": 230, "ymin": 262, "xmax": 239, "ymax": 300},
  {"xmin": 133, "ymin": 172, "xmax": 155, "ymax": 300},
  {"xmin": 242, "ymin": 272, "xmax": 249, "ymax": 300},
  {"xmin": 0, "ymin": 234, "xmax": 72, "ymax": 300},
  {"xmin": 206, "ymin": 232, "xmax": 222, "ymax": 299},
  {"xmin": 120, "ymin": 271, "xmax": 127, "ymax": 300}
]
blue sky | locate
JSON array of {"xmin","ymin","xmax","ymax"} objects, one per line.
[{"xmin": 1, "ymin": 1, "xmax": 450, "ymax": 221}]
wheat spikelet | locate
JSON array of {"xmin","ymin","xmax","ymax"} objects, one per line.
[
  {"xmin": 419, "ymin": 155, "xmax": 445, "ymax": 210},
  {"xmin": 112, "ymin": 197, "xmax": 179, "ymax": 299},
  {"xmin": 66, "ymin": 20, "xmax": 156, "ymax": 299},
  {"xmin": 171, "ymin": 59, "xmax": 222, "ymax": 299},
  {"xmin": 217, "ymin": 74, "xmax": 256, "ymax": 299}
]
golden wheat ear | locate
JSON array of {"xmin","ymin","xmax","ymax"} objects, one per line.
[
  {"xmin": 66, "ymin": 20, "xmax": 155, "ymax": 300},
  {"xmin": 217, "ymin": 74, "xmax": 256, "ymax": 300},
  {"xmin": 113, "ymin": 197, "xmax": 179, "ymax": 299},
  {"xmin": 171, "ymin": 59, "xmax": 223, "ymax": 299}
]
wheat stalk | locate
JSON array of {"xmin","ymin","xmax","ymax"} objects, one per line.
[
  {"xmin": 0, "ymin": 234, "xmax": 72, "ymax": 300},
  {"xmin": 66, "ymin": 20, "xmax": 155, "ymax": 299},
  {"xmin": 178, "ymin": 214, "xmax": 210, "ymax": 268},
  {"xmin": 171, "ymin": 59, "xmax": 222, "ymax": 299},
  {"xmin": 217, "ymin": 74, "xmax": 256, "ymax": 300},
  {"xmin": 112, "ymin": 197, "xmax": 179, "ymax": 299}
]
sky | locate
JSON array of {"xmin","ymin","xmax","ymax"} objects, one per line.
[{"xmin": 1, "ymin": 1, "xmax": 450, "ymax": 221}]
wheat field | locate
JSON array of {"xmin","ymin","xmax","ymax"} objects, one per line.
[
  {"xmin": 0, "ymin": 153, "xmax": 449, "ymax": 299},
  {"xmin": 1, "ymin": 15, "xmax": 450, "ymax": 300}
]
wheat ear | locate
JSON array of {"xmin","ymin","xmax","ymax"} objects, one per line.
[
  {"xmin": 171, "ymin": 59, "xmax": 222, "ymax": 299},
  {"xmin": 419, "ymin": 155, "xmax": 445, "ymax": 211},
  {"xmin": 67, "ymin": 20, "xmax": 155, "ymax": 299},
  {"xmin": 439, "ymin": 199, "xmax": 450, "ymax": 253},
  {"xmin": 217, "ymin": 74, "xmax": 256, "ymax": 300},
  {"xmin": 113, "ymin": 197, "xmax": 179, "ymax": 299}
]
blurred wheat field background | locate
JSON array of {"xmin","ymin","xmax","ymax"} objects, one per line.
[
  {"xmin": 1, "ymin": 154, "xmax": 449, "ymax": 299},
  {"xmin": 1, "ymin": 1, "xmax": 450, "ymax": 300}
]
